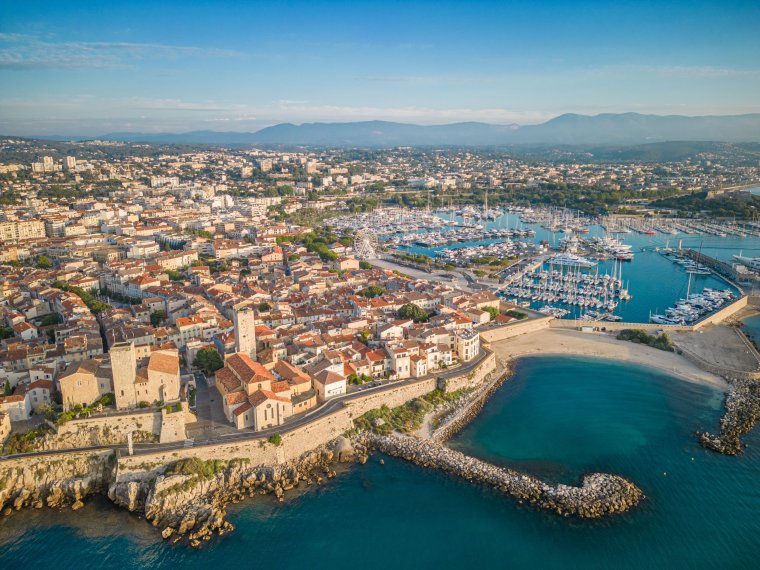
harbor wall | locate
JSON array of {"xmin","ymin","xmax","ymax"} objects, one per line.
[
  {"xmin": 549, "ymin": 320, "xmax": 693, "ymax": 332},
  {"xmin": 678, "ymin": 345, "xmax": 760, "ymax": 381},
  {"xmin": 480, "ymin": 316, "xmax": 552, "ymax": 342},
  {"xmin": 548, "ymin": 295, "xmax": 749, "ymax": 333},
  {"xmin": 693, "ymin": 295, "xmax": 748, "ymax": 329}
]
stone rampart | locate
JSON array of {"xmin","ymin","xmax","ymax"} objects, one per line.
[{"xmin": 479, "ymin": 316, "xmax": 552, "ymax": 342}]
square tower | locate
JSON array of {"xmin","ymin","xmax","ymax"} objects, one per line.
[
  {"xmin": 233, "ymin": 302, "xmax": 257, "ymax": 360},
  {"xmin": 110, "ymin": 342, "xmax": 137, "ymax": 409}
]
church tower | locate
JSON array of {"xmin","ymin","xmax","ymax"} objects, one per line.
[
  {"xmin": 110, "ymin": 341, "xmax": 137, "ymax": 409},
  {"xmin": 233, "ymin": 302, "xmax": 257, "ymax": 360}
]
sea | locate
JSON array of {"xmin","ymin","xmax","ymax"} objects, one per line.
[
  {"xmin": 398, "ymin": 211, "xmax": 759, "ymax": 322},
  {"xmin": 2, "ymin": 356, "xmax": 759, "ymax": 569}
]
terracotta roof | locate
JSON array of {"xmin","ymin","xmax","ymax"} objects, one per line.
[
  {"xmin": 249, "ymin": 389, "xmax": 291, "ymax": 406},
  {"xmin": 148, "ymin": 350, "xmax": 179, "ymax": 376},
  {"xmin": 232, "ymin": 401, "xmax": 252, "ymax": 416},
  {"xmin": 215, "ymin": 367, "xmax": 239, "ymax": 393},
  {"xmin": 226, "ymin": 353, "xmax": 275, "ymax": 384}
]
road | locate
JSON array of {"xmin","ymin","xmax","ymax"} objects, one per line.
[{"xmin": 1, "ymin": 347, "xmax": 493, "ymax": 461}]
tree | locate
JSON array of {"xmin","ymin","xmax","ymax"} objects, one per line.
[
  {"xmin": 258, "ymin": 302, "xmax": 271, "ymax": 312},
  {"xmin": 268, "ymin": 433, "xmax": 282, "ymax": 446},
  {"xmin": 398, "ymin": 303, "xmax": 429, "ymax": 323},
  {"xmin": 193, "ymin": 347, "xmax": 224, "ymax": 374},
  {"xmin": 358, "ymin": 329, "xmax": 371, "ymax": 345},
  {"xmin": 484, "ymin": 306, "xmax": 499, "ymax": 321},
  {"xmin": 359, "ymin": 285, "xmax": 385, "ymax": 299},
  {"xmin": 150, "ymin": 310, "xmax": 166, "ymax": 327},
  {"xmin": 3, "ymin": 380, "xmax": 11, "ymax": 396},
  {"xmin": 359, "ymin": 261, "xmax": 372, "ymax": 270},
  {"xmin": 166, "ymin": 269, "xmax": 182, "ymax": 281},
  {"xmin": 36, "ymin": 255, "xmax": 53, "ymax": 269}
]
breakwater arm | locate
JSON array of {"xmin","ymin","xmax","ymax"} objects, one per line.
[
  {"xmin": 700, "ymin": 379, "xmax": 760, "ymax": 455},
  {"xmin": 366, "ymin": 433, "xmax": 642, "ymax": 518}
]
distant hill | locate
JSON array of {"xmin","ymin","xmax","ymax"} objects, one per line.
[{"xmin": 94, "ymin": 112, "xmax": 760, "ymax": 147}]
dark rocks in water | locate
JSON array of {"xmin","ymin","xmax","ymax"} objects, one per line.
[{"xmin": 699, "ymin": 379, "xmax": 760, "ymax": 456}]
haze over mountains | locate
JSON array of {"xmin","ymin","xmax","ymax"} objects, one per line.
[{"xmin": 97, "ymin": 112, "xmax": 760, "ymax": 147}]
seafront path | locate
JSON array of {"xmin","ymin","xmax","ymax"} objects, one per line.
[{"xmin": 0, "ymin": 345, "xmax": 494, "ymax": 462}]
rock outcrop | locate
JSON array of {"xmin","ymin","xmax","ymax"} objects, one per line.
[
  {"xmin": 0, "ymin": 451, "xmax": 115, "ymax": 515},
  {"xmin": 699, "ymin": 378, "xmax": 760, "ymax": 455},
  {"xmin": 108, "ymin": 444, "xmax": 371, "ymax": 547},
  {"xmin": 365, "ymin": 433, "xmax": 643, "ymax": 518}
]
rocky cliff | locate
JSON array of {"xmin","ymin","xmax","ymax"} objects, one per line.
[{"xmin": 0, "ymin": 451, "xmax": 115, "ymax": 515}]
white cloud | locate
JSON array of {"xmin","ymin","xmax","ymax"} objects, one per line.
[{"xmin": 0, "ymin": 33, "xmax": 240, "ymax": 70}]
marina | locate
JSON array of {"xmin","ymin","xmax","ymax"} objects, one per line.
[{"xmin": 365, "ymin": 206, "xmax": 753, "ymax": 323}]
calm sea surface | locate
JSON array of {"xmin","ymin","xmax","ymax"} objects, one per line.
[{"xmin": 2, "ymin": 356, "xmax": 758, "ymax": 569}]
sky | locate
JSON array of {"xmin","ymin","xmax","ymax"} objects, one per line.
[{"xmin": 1, "ymin": 0, "xmax": 759, "ymax": 136}]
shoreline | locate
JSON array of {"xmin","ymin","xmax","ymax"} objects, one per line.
[{"xmin": 489, "ymin": 328, "xmax": 728, "ymax": 390}]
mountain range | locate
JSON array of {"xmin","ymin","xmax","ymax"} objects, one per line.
[{"xmin": 95, "ymin": 112, "xmax": 760, "ymax": 147}]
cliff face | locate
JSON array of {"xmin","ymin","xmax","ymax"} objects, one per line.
[
  {"xmin": 0, "ymin": 451, "xmax": 115, "ymax": 514},
  {"xmin": 108, "ymin": 442, "xmax": 367, "ymax": 546}
]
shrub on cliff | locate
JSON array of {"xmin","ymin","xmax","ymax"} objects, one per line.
[
  {"xmin": 268, "ymin": 434, "xmax": 283, "ymax": 446},
  {"xmin": 167, "ymin": 457, "xmax": 226, "ymax": 478}
]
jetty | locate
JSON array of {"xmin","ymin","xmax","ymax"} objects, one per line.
[{"xmin": 366, "ymin": 433, "xmax": 642, "ymax": 518}]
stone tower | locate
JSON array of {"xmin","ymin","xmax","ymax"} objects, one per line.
[
  {"xmin": 233, "ymin": 302, "xmax": 257, "ymax": 360},
  {"xmin": 110, "ymin": 341, "xmax": 137, "ymax": 409}
]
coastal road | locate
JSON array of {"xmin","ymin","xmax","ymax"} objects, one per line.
[{"xmin": 1, "ymin": 347, "xmax": 494, "ymax": 461}]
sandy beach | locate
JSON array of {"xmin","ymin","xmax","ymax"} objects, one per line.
[{"xmin": 490, "ymin": 328, "xmax": 728, "ymax": 390}]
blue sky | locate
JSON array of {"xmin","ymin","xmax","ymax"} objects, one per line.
[{"xmin": 1, "ymin": 0, "xmax": 759, "ymax": 135}]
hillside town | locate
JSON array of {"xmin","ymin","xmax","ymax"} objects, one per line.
[{"xmin": 0, "ymin": 147, "xmax": 523, "ymax": 448}]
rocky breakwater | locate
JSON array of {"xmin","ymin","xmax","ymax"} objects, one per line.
[
  {"xmin": 433, "ymin": 363, "xmax": 511, "ymax": 443},
  {"xmin": 0, "ymin": 451, "xmax": 115, "ymax": 516},
  {"xmin": 109, "ymin": 438, "xmax": 371, "ymax": 547},
  {"xmin": 366, "ymin": 434, "xmax": 642, "ymax": 518},
  {"xmin": 700, "ymin": 378, "xmax": 760, "ymax": 455}
]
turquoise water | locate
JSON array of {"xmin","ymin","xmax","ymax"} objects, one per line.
[
  {"xmin": 2, "ymin": 356, "xmax": 759, "ymax": 569},
  {"xmin": 400, "ymin": 212, "xmax": 753, "ymax": 322}
]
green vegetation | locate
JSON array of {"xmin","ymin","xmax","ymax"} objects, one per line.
[
  {"xmin": 268, "ymin": 433, "xmax": 283, "ymax": 446},
  {"xmin": 166, "ymin": 457, "xmax": 227, "ymax": 478},
  {"xmin": 398, "ymin": 303, "xmax": 430, "ymax": 322},
  {"xmin": 3, "ymin": 380, "xmax": 11, "ymax": 396},
  {"xmin": 258, "ymin": 302, "xmax": 271, "ymax": 312},
  {"xmin": 348, "ymin": 373, "xmax": 373, "ymax": 385},
  {"xmin": 616, "ymin": 329, "xmax": 675, "ymax": 352},
  {"xmin": 505, "ymin": 309, "xmax": 528, "ymax": 320},
  {"xmin": 165, "ymin": 269, "xmax": 182, "ymax": 281},
  {"xmin": 359, "ymin": 260, "xmax": 373, "ymax": 270},
  {"xmin": 38, "ymin": 313, "xmax": 61, "ymax": 327},
  {"xmin": 484, "ymin": 306, "xmax": 499, "ymax": 321},
  {"xmin": 0, "ymin": 326, "xmax": 13, "ymax": 340},
  {"xmin": 150, "ymin": 310, "xmax": 166, "ymax": 327},
  {"xmin": 650, "ymin": 191, "xmax": 760, "ymax": 218},
  {"xmin": 2, "ymin": 425, "xmax": 54, "ymax": 455},
  {"xmin": 53, "ymin": 281, "xmax": 111, "ymax": 314},
  {"xmin": 359, "ymin": 285, "xmax": 385, "ymax": 298},
  {"xmin": 35, "ymin": 255, "xmax": 53, "ymax": 269},
  {"xmin": 193, "ymin": 347, "xmax": 224, "ymax": 375},
  {"xmin": 354, "ymin": 389, "xmax": 468, "ymax": 435},
  {"xmin": 54, "ymin": 393, "xmax": 115, "ymax": 425}
]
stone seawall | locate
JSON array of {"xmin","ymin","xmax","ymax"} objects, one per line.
[
  {"xmin": 433, "ymin": 357, "xmax": 510, "ymax": 443},
  {"xmin": 480, "ymin": 317, "xmax": 552, "ymax": 343},
  {"xmin": 0, "ymin": 350, "xmax": 497, "ymax": 544},
  {"xmin": 366, "ymin": 434, "xmax": 642, "ymax": 518}
]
